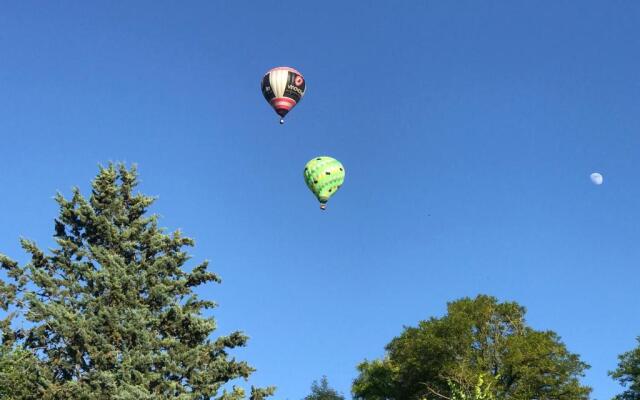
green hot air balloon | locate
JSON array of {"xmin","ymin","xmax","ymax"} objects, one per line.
[{"xmin": 304, "ymin": 156, "xmax": 345, "ymax": 210}]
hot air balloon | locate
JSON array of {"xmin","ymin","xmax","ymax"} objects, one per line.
[
  {"xmin": 261, "ymin": 67, "xmax": 306, "ymax": 124},
  {"xmin": 304, "ymin": 156, "xmax": 345, "ymax": 210}
]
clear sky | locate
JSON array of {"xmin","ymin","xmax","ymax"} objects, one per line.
[{"xmin": 1, "ymin": 2, "xmax": 639, "ymax": 399}]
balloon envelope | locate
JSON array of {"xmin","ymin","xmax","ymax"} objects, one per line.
[
  {"xmin": 304, "ymin": 156, "xmax": 345, "ymax": 209},
  {"xmin": 590, "ymin": 172, "xmax": 603, "ymax": 185},
  {"xmin": 261, "ymin": 67, "xmax": 306, "ymax": 123}
]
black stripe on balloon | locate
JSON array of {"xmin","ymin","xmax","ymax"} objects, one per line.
[{"xmin": 261, "ymin": 73, "xmax": 275, "ymax": 102}]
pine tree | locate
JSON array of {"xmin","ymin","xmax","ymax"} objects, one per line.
[
  {"xmin": 0, "ymin": 164, "xmax": 274, "ymax": 399},
  {"xmin": 303, "ymin": 376, "xmax": 345, "ymax": 400}
]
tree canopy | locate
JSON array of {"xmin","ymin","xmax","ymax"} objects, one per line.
[
  {"xmin": 303, "ymin": 376, "xmax": 345, "ymax": 400},
  {"xmin": 422, "ymin": 373, "xmax": 495, "ymax": 400},
  {"xmin": 0, "ymin": 164, "xmax": 273, "ymax": 399},
  {"xmin": 610, "ymin": 337, "xmax": 640, "ymax": 400},
  {"xmin": 0, "ymin": 345, "xmax": 46, "ymax": 399},
  {"xmin": 352, "ymin": 295, "xmax": 591, "ymax": 400}
]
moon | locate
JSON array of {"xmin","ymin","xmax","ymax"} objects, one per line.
[{"xmin": 590, "ymin": 172, "xmax": 603, "ymax": 185}]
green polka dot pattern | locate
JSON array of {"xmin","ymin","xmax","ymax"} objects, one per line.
[{"xmin": 303, "ymin": 156, "xmax": 345, "ymax": 207}]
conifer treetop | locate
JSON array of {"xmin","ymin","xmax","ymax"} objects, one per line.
[{"xmin": 0, "ymin": 163, "xmax": 274, "ymax": 399}]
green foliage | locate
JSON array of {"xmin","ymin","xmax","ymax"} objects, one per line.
[
  {"xmin": 610, "ymin": 337, "xmax": 640, "ymax": 400},
  {"xmin": 0, "ymin": 164, "xmax": 274, "ymax": 399},
  {"xmin": 303, "ymin": 376, "xmax": 345, "ymax": 400},
  {"xmin": 422, "ymin": 374, "xmax": 496, "ymax": 400},
  {"xmin": 0, "ymin": 345, "xmax": 47, "ymax": 399},
  {"xmin": 448, "ymin": 373, "xmax": 495, "ymax": 400},
  {"xmin": 352, "ymin": 295, "xmax": 591, "ymax": 400}
]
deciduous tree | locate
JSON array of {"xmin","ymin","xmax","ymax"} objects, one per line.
[
  {"xmin": 610, "ymin": 337, "xmax": 640, "ymax": 400},
  {"xmin": 352, "ymin": 295, "xmax": 590, "ymax": 400}
]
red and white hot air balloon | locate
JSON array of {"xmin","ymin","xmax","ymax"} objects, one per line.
[{"xmin": 261, "ymin": 67, "xmax": 306, "ymax": 124}]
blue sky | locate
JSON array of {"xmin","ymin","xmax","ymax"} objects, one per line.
[{"xmin": 1, "ymin": 1, "xmax": 639, "ymax": 399}]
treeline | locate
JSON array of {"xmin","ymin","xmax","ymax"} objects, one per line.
[
  {"xmin": 0, "ymin": 165, "xmax": 638, "ymax": 400},
  {"xmin": 303, "ymin": 296, "xmax": 640, "ymax": 400}
]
